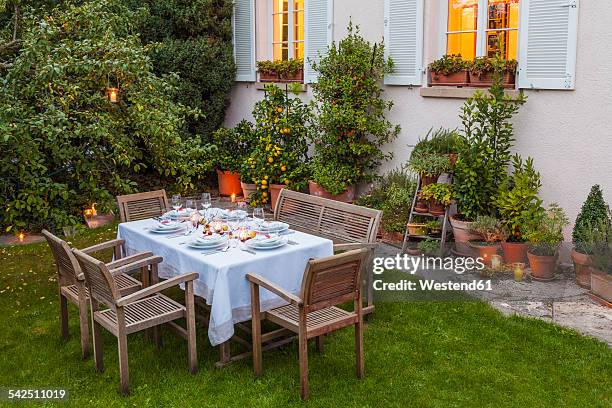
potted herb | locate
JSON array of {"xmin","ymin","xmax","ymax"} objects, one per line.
[
  {"xmin": 309, "ymin": 23, "xmax": 400, "ymax": 202},
  {"xmin": 419, "ymin": 183, "xmax": 453, "ymax": 216},
  {"xmin": 212, "ymin": 120, "xmax": 256, "ymax": 197},
  {"xmin": 428, "ymin": 54, "xmax": 469, "ymax": 87},
  {"xmin": 468, "ymin": 56, "xmax": 517, "ymax": 89},
  {"xmin": 469, "ymin": 216, "xmax": 507, "ymax": 267},
  {"xmin": 407, "ymin": 152, "xmax": 452, "ymax": 187},
  {"xmin": 426, "ymin": 128, "xmax": 462, "ymax": 166},
  {"xmin": 590, "ymin": 218, "xmax": 612, "ymax": 304},
  {"xmin": 426, "ymin": 220, "xmax": 443, "ymax": 236},
  {"xmin": 418, "ymin": 238, "xmax": 442, "ymax": 257},
  {"xmin": 571, "ymin": 185, "xmax": 611, "ymax": 288},
  {"xmin": 524, "ymin": 204, "xmax": 569, "ymax": 282},
  {"xmin": 406, "ymin": 221, "xmax": 429, "ymax": 236},
  {"xmin": 257, "ymin": 59, "xmax": 305, "ymax": 82}
]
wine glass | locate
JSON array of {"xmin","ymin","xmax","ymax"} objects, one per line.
[
  {"xmin": 201, "ymin": 192, "xmax": 212, "ymax": 220},
  {"xmin": 253, "ymin": 207, "xmax": 265, "ymax": 224},
  {"xmin": 185, "ymin": 198, "xmax": 196, "ymax": 214},
  {"xmin": 171, "ymin": 194, "xmax": 182, "ymax": 214}
]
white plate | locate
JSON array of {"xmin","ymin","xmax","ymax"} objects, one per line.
[
  {"xmin": 150, "ymin": 225, "xmax": 184, "ymax": 234},
  {"xmin": 187, "ymin": 239, "xmax": 227, "ymax": 250},
  {"xmin": 255, "ymin": 221, "xmax": 289, "ymax": 234},
  {"xmin": 164, "ymin": 209, "xmax": 193, "ymax": 219},
  {"xmin": 220, "ymin": 209, "xmax": 248, "ymax": 220},
  {"xmin": 245, "ymin": 236, "xmax": 288, "ymax": 250}
]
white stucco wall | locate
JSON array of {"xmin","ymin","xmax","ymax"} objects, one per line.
[{"xmin": 225, "ymin": 0, "xmax": 612, "ymax": 233}]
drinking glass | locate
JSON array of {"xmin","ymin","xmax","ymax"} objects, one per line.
[
  {"xmin": 253, "ymin": 207, "xmax": 265, "ymax": 223},
  {"xmin": 171, "ymin": 194, "xmax": 182, "ymax": 212},
  {"xmin": 185, "ymin": 198, "xmax": 196, "ymax": 213},
  {"xmin": 201, "ymin": 192, "xmax": 212, "ymax": 221}
]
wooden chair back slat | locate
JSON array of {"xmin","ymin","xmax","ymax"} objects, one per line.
[
  {"xmin": 274, "ymin": 190, "xmax": 381, "ymax": 245},
  {"xmin": 42, "ymin": 230, "xmax": 81, "ymax": 285},
  {"xmin": 117, "ymin": 190, "xmax": 169, "ymax": 222},
  {"xmin": 73, "ymin": 249, "xmax": 120, "ymax": 308},
  {"xmin": 300, "ymin": 249, "xmax": 367, "ymax": 313}
]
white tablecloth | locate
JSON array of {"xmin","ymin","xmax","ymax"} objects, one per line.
[{"xmin": 117, "ymin": 219, "xmax": 334, "ymax": 346}]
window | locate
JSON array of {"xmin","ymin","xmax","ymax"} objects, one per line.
[
  {"xmin": 272, "ymin": 0, "xmax": 304, "ymax": 60},
  {"xmin": 445, "ymin": 0, "xmax": 519, "ymax": 60}
]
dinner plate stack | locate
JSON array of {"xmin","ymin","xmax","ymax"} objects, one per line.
[
  {"xmin": 255, "ymin": 221, "xmax": 289, "ymax": 234},
  {"xmin": 149, "ymin": 221, "xmax": 184, "ymax": 234},
  {"xmin": 245, "ymin": 235, "xmax": 288, "ymax": 250},
  {"xmin": 187, "ymin": 234, "xmax": 228, "ymax": 250}
]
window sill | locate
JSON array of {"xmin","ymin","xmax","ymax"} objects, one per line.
[
  {"xmin": 255, "ymin": 82, "xmax": 307, "ymax": 92},
  {"xmin": 420, "ymin": 87, "xmax": 521, "ymax": 99}
]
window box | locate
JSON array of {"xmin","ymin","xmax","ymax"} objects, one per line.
[
  {"xmin": 259, "ymin": 72, "xmax": 280, "ymax": 82},
  {"xmin": 468, "ymin": 71, "xmax": 516, "ymax": 89},
  {"xmin": 258, "ymin": 69, "xmax": 303, "ymax": 83},
  {"xmin": 429, "ymin": 70, "xmax": 470, "ymax": 87}
]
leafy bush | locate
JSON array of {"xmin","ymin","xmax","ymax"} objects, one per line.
[
  {"xmin": 354, "ymin": 169, "xmax": 416, "ymax": 233},
  {"xmin": 0, "ymin": 0, "xmax": 211, "ymax": 232},
  {"xmin": 212, "ymin": 121, "xmax": 256, "ymax": 174},
  {"xmin": 428, "ymin": 54, "xmax": 467, "ymax": 75},
  {"xmin": 407, "ymin": 152, "xmax": 452, "ymax": 177},
  {"xmin": 453, "ymin": 76, "xmax": 526, "ymax": 221},
  {"xmin": 590, "ymin": 213, "xmax": 612, "ymax": 275},
  {"xmin": 572, "ymin": 185, "xmax": 611, "ymax": 254},
  {"xmin": 309, "ymin": 22, "xmax": 400, "ymax": 193},
  {"xmin": 130, "ymin": 0, "xmax": 235, "ymax": 140},
  {"xmin": 469, "ymin": 216, "xmax": 506, "ymax": 243},
  {"xmin": 525, "ymin": 204, "xmax": 569, "ymax": 256},
  {"xmin": 419, "ymin": 183, "xmax": 454, "ymax": 207}
]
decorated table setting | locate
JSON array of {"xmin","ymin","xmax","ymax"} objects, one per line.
[{"xmin": 117, "ymin": 205, "xmax": 334, "ymax": 347}]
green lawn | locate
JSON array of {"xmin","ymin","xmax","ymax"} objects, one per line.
[{"xmin": 0, "ymin": 225, "xmax": 611, "ymax": 407}]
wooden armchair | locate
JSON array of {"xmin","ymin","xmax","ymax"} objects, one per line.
[
  {"xmin": 247, "ymin": 249, "xmax": 369, "ymax": 400},
  {"xmin": 72, "ymin": 249, "xmax": 199, "ymax": 395},
  {"xmin": 42, "ymin": 230, "xmax": 156, "ymax": 359},
  {"xmin": 274, "ymin": 189, "xmax": 382, "ymax": 314},
  {"xmin": 116, "ymin": 189, "xmax": 169, "ymax": 222}
]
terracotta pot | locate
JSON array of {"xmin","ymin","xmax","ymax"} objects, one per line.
[
  {"xmin": 527, "ymin": 252, "xmax": 557, "ymax": 282},
  {"xmin": 450, "ymin": 215, "xmax": 480, "ymax": 257},
  {"xmin": 217, "ymin": 170, "xmax": 242, "ymax": 197},
  {"xmin": 279, "ymin": 68, "xmax": 304, "ymax": 83},
  {"xmin": 240, "ymin": 181, "xmax": 257, "ymax": 202},
  {"xmin": 471, "ymin": 243, "xmax": 500, "ymax": 267},
  {"xmin": 429, "ymin": 70, "xmax": 470, "ymax": 87},
  {"xmin": 259, "ymin": 71, "xmax": 279, "ymax": 82},
  {"xmin": 420, "ymin": 174, "xmax": 439, "ymax": 187},
  {"xmin": 269, "ymin": 184, "xmax": 285, "ymax": 212},
  {"xmin": 468, "ymin": 71, "xmax": 516, "ymax": 89},
  {"xmin": 381, "ymin": 228, "xmax": 404, "ymax": 243},
  {"xmin": 414, "ymin": 198, "xmax": 429, "ymax": 213},
  {"xmin": 501, "ymin": 241, "xmax": 529, "ymax": 265},
  {"xmin": 590, "ymin": 270, "xmax": 612, "ymax": 304},
  {"xmin": 407, "ymin": 223, "xmax": 429, "ymax": 236},
  {"xmin": 428, "ymin": 200, "xmax": 446, "ymax": 216},
  {"xmin": 308, "ymin": 181, "xmax": 355, "ymax": 203},
  {"xmin": 571, "ymin": 249, "xmax": 594, "ymax": 289}
]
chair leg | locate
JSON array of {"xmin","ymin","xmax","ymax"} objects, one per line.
[
  {"xmin": 298, "ymin": 329, "xmax": 309, "ymax": 400},
  {"xmin": 91, "ymin": 301, "xmax": 104, "ymax": 373},
  {"xmin": 185, "ymin": 281, "xmax": 198, "ymax": 374},
  {"xmin": 355, "ymin": 322, "xmax": 364, "ymax": 379},
  {"xmin": 118, "ymin": 332, "xmax": 130, "ymax": 395},
  {"xmin": 77, "ymin": 292, "xmax": 91, "ymax": 360},
  {"xmin": 316, "ymin": 336, "xmax": 324, "ymax": 353},
  {"xmin": 59, "ymin": 292, "xmax": 69, "ymax": 340},
  {"xmin": 249, "ymin": 282, "xmax": 262, "ymax": 376}
]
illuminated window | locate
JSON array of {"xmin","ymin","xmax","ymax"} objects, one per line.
[
  {"xmin": 445, "ymin": 0, "xmax": 519, "ymax": 60},
  {"xmin": 272, "ymin": 0, "xmax": 304, "ymax": 61}
]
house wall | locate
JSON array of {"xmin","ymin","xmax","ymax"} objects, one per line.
[{"xmin": 225, "ymin": 0, "xmax": 612, "ymax": 235}]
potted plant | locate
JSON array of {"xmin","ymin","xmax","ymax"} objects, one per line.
[
  {"xmin": 494, "ymin": 155, "xmax": 545, "ymax": 265},
  {"xmin": 468, "ymin": 56, "xmax": 517, "ymax": 89},
  {"xmin": 469, "ymin": 216, "xmax": 507, "ymax": 267},
  {"xmin": 425, "ymin": 128, "xmax": 462, "ymax": 166},
  {"xmin": 428, "ymin": 54, "xmax": 469, "ymax": 87},
  {"xmin": 309, "ymin": 23, "xmax": 400, "ymax": 202},
  {"xmin": 406, "ymin": 222, "xmax": 429, "ymax": 236},
  {"xmin": 426, "ymin": 220, "xmax": 442, "ymax": 236},
  {"xmin": 590, "ymin": 219, "xmax": 612, "ymax": 304},
  {"xmin": 257, "ymin": 59, "xmax": 304, "ymax": 83},
  {"xmin": 524, "ymin": 204, "xmax": 569, "ymax": 282},
  {"xmin": 418, "ymin": 238, "xmax": 442, "ymax": 257},
  {"xmin": 212, "ymin": 121, "xmax": 256, "ymax": 197},
  {"xmin": 407, "ymin": 151, "xmax": 452, "ymax": 187},
  {"xmin": 419, "ymin": 183, "xmax": 453, "ymax": 216},
  {"xmin": 571, "ymin": 185, "xmax": 611, "ymax": 288}
]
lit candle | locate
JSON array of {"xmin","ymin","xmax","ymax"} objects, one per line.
[
  {"xmin": 491, "ymin": 255, "xmax": 502, "ymax": 270},
  {"xmin": 18, "ymin": 232, "xmax": 25, "ymax": 242},
  {"xmin": 231, "ymin": 193, "xmax": 236, "ymax": 203},
  {"xmin": 513, "ymin": 263, "xmax": 525, "ymax": 282},
  {"xmin": 107, "ymin": 87, "xmax": 118, "ymax": 103}
]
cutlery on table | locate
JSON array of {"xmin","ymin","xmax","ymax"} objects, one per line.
[
  {"xmin": 287, "ymin": 240, "xmax": 299, "ymax": 245},
  {"xmin": 201, "ymin": 245, "xmax": 230, "ymax": 256},
  {"xmin": 240, "ymin": 248, "xmax": 257, "ymax": 255}
]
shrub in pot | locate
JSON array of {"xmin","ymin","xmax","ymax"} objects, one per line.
[
  {"xmin": 590, "ymin": 219, "xmax": 612, "ymax": 304},
  {"xmin": 309, "ymin": 22, "xmax": 400, "ymax": 200},
  {"xmin": 468, "ymin": 56, "xmax": 517, "ymax": 89},
  {"xmin": 494, "ymin": 155, "xmax": 545, "ymax": 265},
  {"xmin": 571, "ymin": 185, "xmax": 611, "ymax": 288},
  {"xmin": 212, "ymin": 121, "xmax": 256, "ymax": 196},
  {"xmin": 428, "ymin": 54, "xmax": 469, "ymax": 87},
  {"xmin": 524, "ymin": 204, "xmax": 569, "ymax": 282},
  {"xmin": 419, "ymin": 183, "xmax": 453, "ymax": 216},
  {"xmin": 469, "ymin": 216, "xmax": 507, "ymax": 267}
]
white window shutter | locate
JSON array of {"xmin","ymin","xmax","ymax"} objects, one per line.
[
  {"xmin": 304, "ymin": 0, "xmax": 333, "ymax": 84},
  {"xmin": 384, "ymin": 0, "xmax": 424, "ymax": 86},
  {"xmin": 518, "ymin": 0, "xmax": 579, "ymax": 90},
  {"xmin": 233, "ymin": 0, "xmax": 256, "ymax": 82}
]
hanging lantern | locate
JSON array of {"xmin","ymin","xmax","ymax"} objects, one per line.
[{"xmin": 107, "ymin": 87, "xmax": 119, "ymax": 103}]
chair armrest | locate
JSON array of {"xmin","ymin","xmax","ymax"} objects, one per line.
[
  {"xmin": 108, "ymin": 255, "xmax": 163, "ymax": 276},
  {"xmin": 106, "ymin": 251, "xmax": 154, "ymax": 270},
  {"xmin": 116, "ymin": 272, "xmax": 199, "ymax": 307},
  {"xmin": 246, "ymin": 273, "xmax": 302, "ymax": 305},
  {"xmin": 333, "ymin": 242, "xmax": 378, "ymax": 251},
  {"xmin": 81, "ymin": 239, "xmax": 126, "ymax": 255}
]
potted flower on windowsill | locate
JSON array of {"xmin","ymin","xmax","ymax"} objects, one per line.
[
  {"xmin": 212, "ymin": 120, "xmax": 256, "ymax": 197},
  {"xmin": 524, "ymin": 204, "xmax": 569, "ymax": 282},
  {"xmin": 571, "ymin": 185, "xmax": 611, "ymax": 288},
  {"xmin": 428, "ymin": 54, "xmax": 469, "ymax": 87},
  {"xmin": 257, "ymin": 59, "xmax": 304, "ymax": 83},
  {"xmin": 419, "ymin": 183, "xmax": 453, "ymax": 216},
  {"xmin": 469, "ymin": 216, "xmax": 507, "ymax": 267},
  {"xmin": 468, "ymin": 56, "xmax": 517, "ymax": 89}
]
